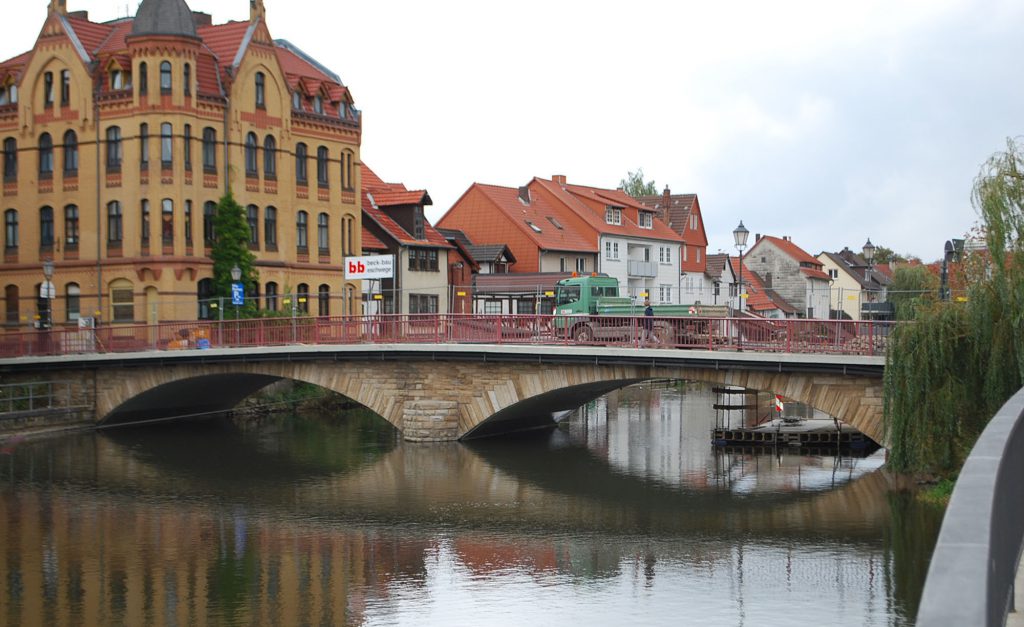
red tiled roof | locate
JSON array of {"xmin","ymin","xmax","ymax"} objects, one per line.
[
  {"xmin": 533, "ymin": 178, "xmax": 683, "ymax": 244},
  {"xmin": 800, "ymin": 267, "xmax": 830, "ymax": 280},
  {"xmin": 197, "ymin": 20, "xmax": 250, "ymax": 67},
  {"xmin": 0, "ymin": 51, "xmax": 30, "ymax": 75},
  {"xmin": 371, "ymin": 190, "xmax": 430, "ymax": 207},
  {"xmin": 361, "ymin": 226, "xmax": 388, "ymax": 251},
  {"xmin": 756, "ymin": 236, "xmax": 823, "ymax": 268},
  {"xmin": 65, "ymin": 16, "xmax": 117, "ymax": 56},
  {"xmin": 730, "ymin": 258, "xmax": 784, "ymax": 313},
  {"xmin": 95, "ymin": 20, "xmax": 133, "ymax": 55},
  {"xmin": 361, "ymin": 164, "xmax": 450, "ymax": 248},
  {"xmin": 474, "ymin": 183, "xmax": 598, "ymax": 253}
]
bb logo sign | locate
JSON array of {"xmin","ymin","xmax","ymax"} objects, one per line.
[{"xmin": 344, "ymin": 255, "xmax": 394, "ymax": 279}]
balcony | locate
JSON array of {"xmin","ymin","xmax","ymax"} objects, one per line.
[{"xmin": 627, "ymin": 260, "xmax": 657, "ymax": 278}]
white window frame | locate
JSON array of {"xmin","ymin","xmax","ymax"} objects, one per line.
[
  {"xmin": 638, "ymin": 211, "xmax": 653, "ymax": 229},
  {"xmin": 604, "ymin": 241, "xmax": 620, "ymax": 260},
  {"xmin": 659, "ymin": 285, "xmax": 672, "ymax": 303},
  {"xmin": 605, "ymin": 206, "xmax": 622, "ymax": 225},
  {"xmin": 659, "ymin": 246, "xmax": 671, "ymax": 264}
]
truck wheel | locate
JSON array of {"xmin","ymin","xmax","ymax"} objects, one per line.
[{"xmin": 573, "ymin": 324, "xmax": 593, "ymax": 343}]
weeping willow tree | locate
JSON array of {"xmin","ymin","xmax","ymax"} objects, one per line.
[{"xmin": 885, "ymin": 138, "xmax": 1024, "ymax": 473}]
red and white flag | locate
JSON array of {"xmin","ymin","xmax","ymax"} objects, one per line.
[{"xmin": 774, "ymin": 395, "xmax": 785, "ymax": 413}]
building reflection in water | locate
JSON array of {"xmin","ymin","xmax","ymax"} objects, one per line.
[{"xmin": 0, "ymin": 383, "xmax": 939, "ymax": 626}]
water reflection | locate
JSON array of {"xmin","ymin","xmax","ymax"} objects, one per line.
[{"xmin": 0, "ymin": 383, "xmax": 940, "ymax": 626}]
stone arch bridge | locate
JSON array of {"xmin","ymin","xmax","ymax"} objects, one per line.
[{"xmin": 0, "ymin": 344, "xmax": 886, "ymax": 444}]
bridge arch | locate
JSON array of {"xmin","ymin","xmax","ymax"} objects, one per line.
[{"xmin": 91, "ymin": 358, "xmax": 884, "ymax": 444}]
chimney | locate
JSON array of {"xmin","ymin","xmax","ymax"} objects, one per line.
[
  {"xmin": 552, "ymin": 174, "xmax": 566, "ymax": 186},
  {"xmin": 662, "ymin": 185, "xmax": 671, "ymax": 204},
  {"xmin": 755, "ymin": 233, "xmax": 762, "ymax": 242},
  {"xmin": 192, "ymin": 11, "xmax": 213, "ymax": 27},
  {"xmin": 518, "ymin": 186, "xmax": 531, "ymax": 205},
  {"xmin": 68, "ymin": 10, "xmax": 88, "ymax": 19}
]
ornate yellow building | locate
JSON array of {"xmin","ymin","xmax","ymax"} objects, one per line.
[{"xmin": 1, "ymin": 0, "xmax": 362, "ymax": 329}]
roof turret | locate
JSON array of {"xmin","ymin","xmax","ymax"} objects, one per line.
[{"xmin": 132, "ymin": 0, "xmax": 198, "ymax": 38}]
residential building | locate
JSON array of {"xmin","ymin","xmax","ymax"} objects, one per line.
[
  {"xmin": 360, "ymin": 165, "xmax": 451, "ymax": 314},
  {"xmin": 744, "ymin": 235, "xmax": 831, "ymax": 319},
  {"xmin": 1, "ymin": 0, "xmax": 362, "ymax": 329},
  {"xmin": 703, "ymin": 253, "xmax": 736, "ymax": 311},
  {"xmin": 729, "ymin": 258, "xmax": 798, "ymax": 318},
  {"xmin": 438, "ymin": 176, "xmax": 686, "ymax": 304},
  {"xmin": 818, "ymin": 247, "xmax": 893, "ymax": 320},
  {"xmin": 637, "ymin": 187, "xmax": 714, "ymax": 304}
]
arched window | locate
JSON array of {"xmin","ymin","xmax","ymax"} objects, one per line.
[
  {"xmin": 64, "ymin": 205, "xmax": 78, "ymax": 247},
  {"xmin": 183, "ymin": 63, "xmax": 191, "ymax": 96},
  {"xmin": 345, "ymin": 283, "xmax": 356, "ymax": 316},
  {"xmin": 255, "ymin": 72, "xmax": 265, "ymax": 108},
  {"xmin": 159, "ymin": 61, "xmax": 172, "ymax": 93},
  {"xmin": 263, "ymin": 135, "xmax": 276, "ymax": 178},
  {"xmin": 160, "ymin": 122, "xmax": 173, "ymax": 167},
  {"xmin": 296, "ymin": 283, "xmax": 309, "ymax": 313},
  {"xmin": 342, "ymin": 214, "xmax": 355, "ymax": 256},
  {"xmin": 107, "ymin": 201, "xmax": 122, "ymax": 244},
  {"xmin": 4, "ymin": 285, "xmax": 19, "ymax": 324},
  {"xmin": 318, "ymin": 284, "xmax": 330, "ymax": 317},
  {"xmin": 264, "ymin": 206, "xmax": 277, "ymax": 248},
  {"xmin": 39, "ymin": 206, "xmax": 54, "ymax": 248},
  {"xmin": 106, "ymin": 126, "xmax": 122, "ymax": 172},
  {"xmin": 196, "ymin": 278, "xmax": 215, "ymax": 319},
  {"xmin": 138, "ymin": 61, "xmax": 148, "ymax": 95},
  {"xmin": 3, "ymin": 209, "xmax": 17, "ymax": 248},
  {"xmin": 316, "ymin": 146, "xmax": 329, "ymax": 187},
  {"xmin": 38, "ymin": 133, "xmax": 53, "ymax": 177},
  {"xmin": 140, "ymin": 199, "xmax": 150, "ymax": 244},
  {"xmin": 2, "ymin": 138, "xmax": 16, "ymax": 181},
  {"xmin": 203, "ymin": 200, "xmax": 216, "ymax": 244},
  {"xmin": 317, "ymin": 212, "xmax": 329, "ymax": 252},
  {"xmin": 63, "ymin": 130, "xmax": 78, "ymax": 175},
  {"xmin": 161, "ymin": 198, "xmax": 173, "ymax": 244},
  {"xmin": 341, "ymin": 150, "xmax": 355, "ymax": 191},
  {"xmin": 246, "ymin": 204, "xmax": 258, "ymax": 248},
  {"xmin": 184, "ymin": 200, "xmax": 192, "ymax": 244},
  {"xmin": 202, "ymin": 127, "xmax": 216, "ymax": 172},
  {"xmin": 295, "ymin": 143, "xmax": 307, "ymax": 183},
  {"xmin": 296, "ymin": 210, "xmax": 308, "ymax": 250},
  {"xmin": 110, "ymin": 278, "xmax": 135, "ymax": 323},
  {"xmin": 265, "ymin": 282, "xmax": 278, "ymax": 311},
  {"xmin": 245, "ymin": 132, "xmax": 258, "ymax": 176},
  {"xmin": 65, "ymin": 282, "xmax": 80, "ymax": 321}
]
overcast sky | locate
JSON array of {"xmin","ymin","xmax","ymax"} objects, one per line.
[{"xmin": 5, "ymin": 0, "xmax": 1023, "ymax": 261}]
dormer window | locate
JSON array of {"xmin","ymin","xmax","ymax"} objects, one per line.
[
  {"xmin": 292, "ymin": 91, "xmax": 300, "ymax": 110},
  {"xmin": 313, "ymin": 95, "xmax": 323, "ymax": 114},
  {"xmin": 638, "ymin": 211, "xmax": 653, "ymax": 229},
  {"xmin": 338, "ymin": 102, "xmax": 346, "ymax": 119},
  {"xmin": 110, "ymin": 69, "xmax": 125, "ymax": 90},
  {"xmin": 605, "ymin": 206, "xmax": 622, "ymax": 225}
]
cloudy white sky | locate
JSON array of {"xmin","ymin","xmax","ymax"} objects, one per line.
[{"xmin": 5, "ymin": 0, "xmax": 1023, "ymax": 260}]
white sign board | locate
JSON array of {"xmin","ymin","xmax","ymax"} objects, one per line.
[{"xmin": 345, "ymin": 255, "xmax": 394, "ymax": 280}]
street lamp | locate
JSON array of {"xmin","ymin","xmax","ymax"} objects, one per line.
[
  {"xmin": 230, "ymin": 264, "xmax": 242, "ymax": 318},
  {"xmin": 733, "ymin": 221, "xmax": 749, "ymax": 352},
  {"xmin": 861, "ymin": 238, "xmax": 875, "ymax": 282},
  {"xmin": 940, "ymin": 239, "xmax": 964, "ymax": 301},
  {"xmin": 733, "ymin": 221, "xmax": 749, "ymax": 313}
]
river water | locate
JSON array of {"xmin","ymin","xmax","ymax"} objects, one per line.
[{"xmin": 0, "ymin": 383, "xmax": 942, "ymax": 626}]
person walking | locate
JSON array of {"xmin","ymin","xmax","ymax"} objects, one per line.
[{"xmin": 641, "ymin": 299, "xmax": 655, "ymax": 346}]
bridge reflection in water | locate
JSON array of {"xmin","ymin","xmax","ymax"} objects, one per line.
[{"xmin": 0, "ymin": 384, "xmax": 939, "ymax": 626}]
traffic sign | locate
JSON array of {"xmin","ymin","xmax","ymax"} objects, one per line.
[{"xmin": 231, "ymin": 282, "xmax": 244, "ymax": 306}]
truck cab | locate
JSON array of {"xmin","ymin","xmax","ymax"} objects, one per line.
[{"xmin": 554, "ymin": 275, "xmax": 633, "ymax": 316}]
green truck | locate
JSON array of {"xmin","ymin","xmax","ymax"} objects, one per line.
[{"xmin": 553, "ymin": 274, "xmax": 727, "ymax": 344}]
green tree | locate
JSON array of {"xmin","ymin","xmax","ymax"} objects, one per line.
[
  {"xmin": 620, "ymin": 168, "xmax": 657, "ymax": 197},
  {"xmin": 209, "ymin": 189, "xmax": 259, "ymax": 317},
  {"xmin": 884, "ymin": 137, "xmax": 1024, "ymax": 473},
  {"xmin": 871, "ymin": 245, "xmax": 907, "ymax": 265},
  {"xmin": 887, "ymin": 265, "xmax": 938, "ymax": 320}
]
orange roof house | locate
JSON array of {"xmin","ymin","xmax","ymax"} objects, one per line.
[
  {"xmin": 637, "ymin": 187, "xmax": 710, "ymax": 275},
  {"xmin": 439, "ymin": 175, "xmax": 690, "ymax": 303}
]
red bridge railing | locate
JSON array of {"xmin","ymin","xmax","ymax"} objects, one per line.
[{"xmin": 0, "ymin": 314, "xmax": 895, "ymax": 359}]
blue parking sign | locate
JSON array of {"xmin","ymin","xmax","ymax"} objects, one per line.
[{"xmin": 231, "ymin": 282, "xmax": 244, "ymax": 306}]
